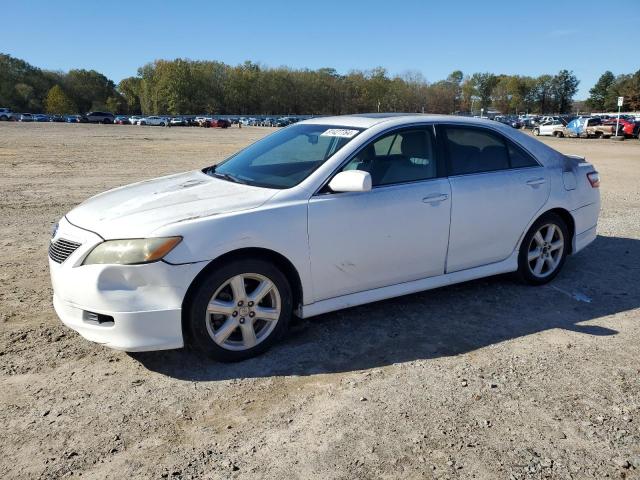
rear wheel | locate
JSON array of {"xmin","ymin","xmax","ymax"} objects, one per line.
[
  {"xmin": 517, "ymin": 213, "xmax": 569, "ymax": 285},
  {"xmin": 186, "ymin": 258, "xmax": 292, "ymax": 362}
]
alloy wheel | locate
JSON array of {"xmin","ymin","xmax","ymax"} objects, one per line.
[
  {"xmin": 205, "ymin": 273, "xmax": 281, "ymax": 351},
  {"xmin": 527, "ymin": 223, "xmax": 564, "ymax": 278}
]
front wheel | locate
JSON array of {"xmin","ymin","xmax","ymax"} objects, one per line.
[
  {"xmin": 517, "ymin": 213, "xmax": 569, "ymax": 285},
  {"xmin": 532, "ymin": 128, "xmax": 539, "ymax": 136},
  {"xmin": 186, "ymin": 258, "xmax": 293, "ymax": 362}
]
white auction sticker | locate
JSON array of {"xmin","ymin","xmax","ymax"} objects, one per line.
[{"xmin": 320, "ymin": 128, "xmax": 359, "ymax": 138}]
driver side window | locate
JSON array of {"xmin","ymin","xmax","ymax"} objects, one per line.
[{"xmin": 341, "ymin": 128, "xmax": 438, "ymax": 187}]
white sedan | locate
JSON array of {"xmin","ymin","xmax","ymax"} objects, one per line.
[
  {"xmin": 533, "ymin": 120, "xmax": 566, "ymax": 137},
  {"xmin": 138, "ymin": 116, "xmax": 168, "ymax": 126},
  {"xmin": 49, "ymin": 114, "xmax": 600, "ymax": 361}
]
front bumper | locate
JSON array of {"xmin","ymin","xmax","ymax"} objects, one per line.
[{"xmin": 49, "ymin": 217, "xmax": 208, "ymax": 351}]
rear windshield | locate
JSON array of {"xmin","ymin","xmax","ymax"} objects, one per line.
[{"xmin": 205, "ymin": 124, "xmax": 363, "ymax": 189}]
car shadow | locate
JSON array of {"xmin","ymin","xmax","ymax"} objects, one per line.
[{"xmin": 131, "ymin": 235, "xmax": 638, "ymax": 381}]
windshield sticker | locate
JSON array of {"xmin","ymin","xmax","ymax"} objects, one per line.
[{"xmin": 320, "ymin": 128, "xmax": 359, "ymax": 138}]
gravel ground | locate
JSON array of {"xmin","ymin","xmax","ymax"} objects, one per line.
[{"xmin": 0, "ymin": 122, "xmax": 639, "ymax": 479}]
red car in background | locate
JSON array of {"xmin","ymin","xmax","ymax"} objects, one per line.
[
  {"xmin": 204, "ymin": 118, "xmax": 231, "ymax": 128},
  {"xmin": 602, "ymin": 118, "xmax": 638, "ymax": 138}
]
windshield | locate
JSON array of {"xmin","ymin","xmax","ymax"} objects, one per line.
[{"xmin": 205, "ymin": 124, "xmax": 363, "ymax": 189}]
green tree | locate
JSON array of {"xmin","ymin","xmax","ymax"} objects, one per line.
[
  {"xmin": 614, "ymin": 70, "xmax": 640, "ymax": 111},
  {"xmin": 63, "ymin": 69, "xmax": 118, "ymax": 113},
  {"xmin": 552, "ymin": 70, "xmax": 579, "ymax": 113},
  {"xmin": 118, "ymin": 77, "xmax": 143, "ymax": 114},
  {"xmin": 44, "ymin": 85, "xmax": 76, "ymax": 114},
  {"xmin": 533, "ymin": 75, "xmax": 554, "ymax": 113},
  {"xmin": 586, "ymin": 71, "xmax": 615, "ymax": 111},
  {"xmin": 471, "ymin": 73, "xmax": 498, "ymax": 110}
]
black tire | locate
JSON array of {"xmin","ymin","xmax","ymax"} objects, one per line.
[
  {"xmin": 532, "ymin": 128, "xmax": 539, "ymax": 136},
  {"xmin": 517, "ymin": 212, "xmax": 569, "ymax": 285},
  {"xmin": 185, "ymin": 258, "xmax": 293, "ymax": 362}
]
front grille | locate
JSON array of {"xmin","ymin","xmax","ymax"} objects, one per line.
[{"xmin": 49, "ymin": 238, "xmax": 82, "ymax": 263}]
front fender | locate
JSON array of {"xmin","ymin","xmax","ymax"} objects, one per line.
[{"xmin": 158, "ymin": 202, "xmax": 313, "ymax": 303}]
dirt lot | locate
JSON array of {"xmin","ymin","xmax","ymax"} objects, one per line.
[{"xmin": 0, "ymin": 122, "xmax": 639, "ymax": 479}]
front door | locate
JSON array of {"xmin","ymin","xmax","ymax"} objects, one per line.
[{"xmin": 307, "ymin": 127, "xmax": 452, "ymax": 302}]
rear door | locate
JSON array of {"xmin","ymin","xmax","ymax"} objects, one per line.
[{"xmin": 439, "ymin": 124, "xmax": 550, "ymax": 273}]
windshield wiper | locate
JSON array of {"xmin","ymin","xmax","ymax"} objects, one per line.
[{"xmin": 209, "ymin": 166, "xmax": 247, "ymax": 184}]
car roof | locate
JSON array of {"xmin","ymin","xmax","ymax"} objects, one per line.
[
  {"xmin": 301, "ymin": 113, "xmax": 565, "ymax": 168},
  {"xmin": 300, "ymin": 113, "xmax": 522, "ymax": 129}
]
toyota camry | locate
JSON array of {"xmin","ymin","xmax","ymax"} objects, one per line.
[{"xmin": 49, "ymin": 114, "xmax": 600, "ymax": 361}]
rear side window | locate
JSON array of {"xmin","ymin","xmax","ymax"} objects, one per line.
[
  {"xmin": 443, "ymin": 126, "xmax": 510, "ymax": 175},
  {"xmin": 508, "ymin": 141, "xmax": 539, "ymax": 168}
]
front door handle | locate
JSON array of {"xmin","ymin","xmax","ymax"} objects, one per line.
[
  {"xmin": 526, "ymin": 178, "xmax": 546, "ymax": 187},
  {"xmin": 422, "ymin": 193, "xmax": 449, "ymax": 204}
]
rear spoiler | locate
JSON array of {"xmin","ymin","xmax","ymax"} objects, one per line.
[{"xmin": 563, "ymin": 154, "xmax": 592, "ymax": 170}]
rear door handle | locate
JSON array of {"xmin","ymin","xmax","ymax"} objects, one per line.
[
  {"xmin": 526, "ymin": 178, "xmax": 546, "ymax": 187},
  {"xmin": 422, "ymin": 193, "xmax": 449, "ymax": 204}
]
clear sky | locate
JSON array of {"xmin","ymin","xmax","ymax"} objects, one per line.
[{"xmin": 3, "ymin": 0, "xmax": 638, "ymax": 99}]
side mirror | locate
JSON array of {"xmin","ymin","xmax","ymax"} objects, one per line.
[{"xmin": 328, "ymin": 170, "xmax": 372, "ymax": 193}]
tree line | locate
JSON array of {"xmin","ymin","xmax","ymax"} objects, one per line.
[
  {"xmin": 1, "ymin": 52, "xmax": 638, "ymax": 116},
  {"xmin": 586, "ymin": 70, "xmax": 640, "ymax": 112}
]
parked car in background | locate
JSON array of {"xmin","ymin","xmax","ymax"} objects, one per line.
[
  {"xmin": 275, "ymin": 117, "xmax": 291, "ymax": 127},
  {"xmin": 83, "ymin": 111, "xmax": 115, "ymax": 124},
  {"xmin": 0, "ymin": 108, "xmax": 12, "ymax": 121},
  {"xmin": 564, "ymin": 117, "xmax": 614, "ymax": 138},
  {"xmin": 65, "ymin": 114, "xmax": 83, "ymax": 123},
  {"xmin": 19, "ymin": 113, "xmax": 34, "ymax": 122},
  {"xmin": 128, "ymin": 115, "xmax": 143, "ymax": 125},
  {"xmin": 49, "ymin": 114, "xmax": 65, "ymax": 122},
  {"xmin": 49, "ymin": 114, "xmax": 600, "ymax": 361},
  {"xmin": 170, "ymin": 117, "xmax": 187, "ymax": 126},
  {"xmin": 495, "ymin": 116, "xmax": 523, "ymax": 129},
  {"xmin": 114, "ymin": 115, "xmax": 130, "ymax": 125},
  {"xmin": 33, "ymin": 114, "xmax": 50, "ymax": 122},
  {"xmin": 532, "ymin": 119, "xmax": 567, "ymax": 137},
  {"xmin": 205, "ymin": 118, "xmax": 231, "ymax": 128},
  {"xmin": 519, "ymin": 116, "xmax": 538, "ymax": 129},
  {"xmin": 602, "ymin": 118, "xmax": 637, "ymax": 138},
  {"xmin": 194, "ymin": 116, "xmax": 209, "ymax": 127},
  {"xmin": 138, "ymin": 116, "xmax": 168, "ymax": 126}
]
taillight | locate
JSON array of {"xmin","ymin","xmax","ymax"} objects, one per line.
[{"xmin": 587, "ymin": 171, "xmax": 600, "ymax": 188}]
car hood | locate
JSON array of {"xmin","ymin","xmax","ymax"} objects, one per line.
[{"xmin": 66, "ymin": 170, "xmax": 278, "ymax": 239}]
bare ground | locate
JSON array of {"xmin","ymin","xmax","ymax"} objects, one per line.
[{"xmin": 0, "ymin": 122, "xmax": 639, "ymax": 479}]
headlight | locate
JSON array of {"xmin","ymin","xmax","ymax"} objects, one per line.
[{"xmin": 83, "ymin": 237, "xmax": 182, "ymax": 265}]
